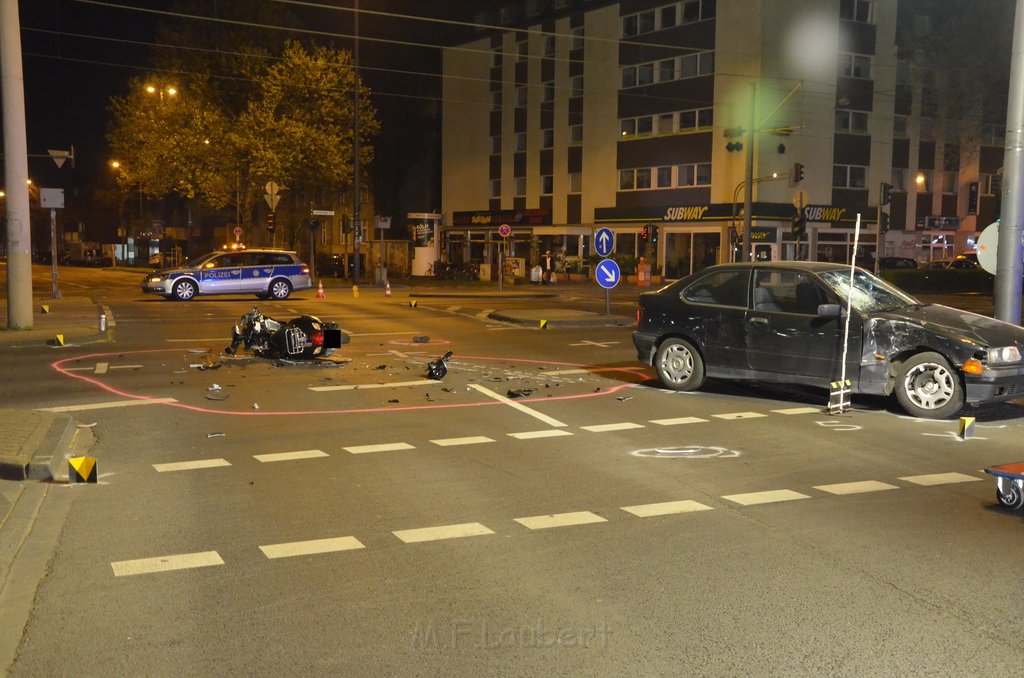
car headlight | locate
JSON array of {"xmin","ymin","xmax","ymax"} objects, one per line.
[
  {"xmin": 145, "ymin": 274, "xmax": 167, "ymax": 283},
  {"xmin": 986, "ymin": 346, "xmax": 1022, "ymax": 364}
]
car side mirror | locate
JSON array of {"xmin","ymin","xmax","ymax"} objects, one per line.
[{"xmin": 817, "ymin": 303, "xmax": 842, "ymax": 318}]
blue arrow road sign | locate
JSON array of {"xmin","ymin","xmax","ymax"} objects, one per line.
[
  {"xmin": 595, "ymin": 258, "xmax": 620, "ymax": 289},
  {"xmin": 594, "ymin": 227, "xmax": 614, "ymax": 258}
]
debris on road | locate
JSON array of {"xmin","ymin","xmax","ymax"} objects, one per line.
[
  {"xmin": 426, "ymin": 351, "xmax": 453, "ymax": 380},
  {"xmin": 507, "ymin": 388, "xmax": 535, "ymax": 399}
]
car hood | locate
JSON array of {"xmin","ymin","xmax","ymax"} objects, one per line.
[{"xmin": 869, "ymin": 303, "xmax": 1024, "ymax": 349}]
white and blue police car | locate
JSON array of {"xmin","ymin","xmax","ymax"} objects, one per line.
[{"xmin": 142, "ymin": 248, "xmax": 312, "ymax": 301}]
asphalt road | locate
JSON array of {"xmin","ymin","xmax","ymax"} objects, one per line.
[{"xmin": 3, "ymin": 267, "xmax": 1024, "ymax": 676}]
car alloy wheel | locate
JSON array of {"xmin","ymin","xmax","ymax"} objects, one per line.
[
  {"xmin": 895, "ymin": 351, "xmax": 964, "ymax": 419},
  {"xmin": 172, "ymin": 279, "xmax": 196, "ymax": 301},
  {"xmin": 654, "ymin": 338, "xmax": 705, "ymax": 391},
  {"xmin": 269, "ymin": 279, "xmax": 292, "ymax": 300}
]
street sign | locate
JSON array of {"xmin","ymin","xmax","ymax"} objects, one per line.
[
  {"xmin": 595, "ymin": 259, "xmax": 621, "ymax": 289},
  {"xmin": 265, "ymin": 181, "xmax": 280, "ymax": 196},
  {"xmin": 233, "ymin": 226, "xmax": 243, "ymax": 239},
  {"xmin": 792, "ymin": 189, "xmax": 809, "ymax": 209},
  {"xmin": 40, "ymin": 188, "xmax": 64, "ymax": 209},
  {"xmin": 311, "ymin": 209, "xmax": 335, "ymax": 216},
  {"xmin": 977, "ymin": 221, "xmax": 999, "ymax": 275},
  {"xmin": 498, "ymin": 223, "xmax": 511, "ymax": 238},
  {"xmin": 594, "ymin": 227, "xmax": 614, "ymax": 257},
  {"xmin": 264, "ymin": 193, "xmax": 280, "ymax": 210}
]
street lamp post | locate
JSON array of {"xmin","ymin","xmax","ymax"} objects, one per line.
[{"xmin": 732, "ymin": 172, "xmax": 782, "ymax": 262}]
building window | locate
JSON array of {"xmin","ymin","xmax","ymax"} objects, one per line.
[
  {"xmin": 515, "ymin": 132, "xmax": 527, "ymax": 152},
  {"xmin": 638, "ymin": 10, "xmax": 655, "ymax": 34},
  {"xmin": 492, "ymin": 91, "xmax": 501, "ymax": 110},
  {"xmin": 677, "ymin": 162, "xmax": 711, "ymax": 187},
  {"xmin": 893, "ymin": 115, "xmax": 908, "ymax": 138},
  {"xmin": 490, "ymin": 179, "xmax": 501, "ymax": 198},
  {"xmin": 838, "ymin": 53, "xmax": 871, "ymax": 79},
  {"xmin": 656, "ymin": 166, "xmax": 672, "ymax": 187},
  {"xmin": 621, "ymin": 67, "xmax": 637, "ymax": 89},
  {"xmin": 543, "ymin": 82, "xmax": 554, "ymax": 102},
  {"xmin": 658, "ymin": 113, "xmax": 674, "ymax": 135},
  {"xmin": 661, "ymin": 5, "xmax": 677, "ymax": 28},
  {"xmin": 542, "ymin": 128, "xmax": 553, "ymax": 149},
  {"xmin": 833, "ymin": 164, "xmax": 867, "ymax": 188},
  {"xmin": 658, "ymin": 58, "xmax": 676, "ymax": 82},
  {"xmin": 840, "ymin": 0, "xmax": 873, "ymax": 23},
  {"xmin": 516, "ymin": 86, "xmax": 528, "ymax": 107},
  {"xmin": 891, "ymin": 168, "xmax": 907, "ymax": 192},
  {"xmin": 679, "ymin": 51, "xmax": 715, "ymax": 78},
  {"xmin": 835, "ymin": 109, "xmax": 868, "ymax": 133},
  {"xmin": 620, "ymin": 119, "xmax": 636, "ymax": 137},
  {"xmin": 569, "ymin": 124, "xmax": 583, "ymax": 145},
  {"xmin": 622, "ymin": 15, "xmax": 638, "ymax": 37},
  {"xmin": 544, "ymin": 35, "xmax": 555, "ymax": 56},
  {"xmin": 619, "ymin": 169, "xmax": 636, "ymax": 191},
  {"xmin": 980, "ymin": 173, "xmax": 1001, "ymax": 195},
  {"xmin": 570, "ymin": 75, "xmax": 583, "ymax": 97},
  {"xmin": 569, "ymin": 172, "xmax": 582, "ymax": 194},
  {"xmin": 916, "ymin": 170, "xmax": 934, "ymax": 193},
  {"xmin": 636, "ymin": 116, "xmax": 653, "ymax": 136},
  {"xmin": 981, "ymin": 124, "xmax": 1006, "ymax": 146},
  {"xmin": 622, "ymin": 1, "xmax": 711, "ymax": 38},
  {"xmin": 572, "ymin": 27, "xmax": 584, "ymax": 50},
  {"xmin": 517, "ymin": 41, "xmax": 528, "ymax": 60},
  {"xmin": 514, "ymin": 176, "xmax": 526, "ymax": 196},
  {"xmin": 490, "ymin": 135, "xmax": 501, "ymax": 155},
  {"xmin": 541, "ymin": 175, "xmax": 553, "ymax": 195},
  {"xmin": 492, "ymin": 50, "xmax": 501, "ymax": 68},
  {"xmin": 635, "ymin": 168, "xmax": 651, "ymax": 189},
  {"xmin": 622, "ymin": 52, "xmax": 714, "ymax": 90},
  {"xmin": 941, "ymin": 171, "xmax": 957, "ymax": 195}
]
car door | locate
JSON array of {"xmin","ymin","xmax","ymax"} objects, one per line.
[
  {"xmin": 678, "ymin": 267, "xmax": 752, "ymax": 377},
  {"xmin": 237, "ymin": 252, "xmax": 269, "ymax": 293},
  {"xmin": 199, "ymin": 253, "xmax": 242, "ymax": 294},
  {"xmin": 745, "ymin": 268, "xmax": 861, "ymax": 385}
]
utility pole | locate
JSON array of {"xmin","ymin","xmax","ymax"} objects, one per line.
[
  {"xmin": 996, "ymin": 0, "xmax": 1024, "ymax": 324},
  {"xmin": 352, "ymin": 0, "xmax": 362, "ymax": 290},
  {"xmin": 741, "ymin": 83, "xmax": 756, "ymax": 263},
  {"xmin": 1, "ymin": 0, "xmax": 33, "ymax": 329}
]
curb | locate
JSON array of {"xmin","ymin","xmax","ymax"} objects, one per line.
[
  {"xmin": 486, "ymin": 310, "xmax": 634, "ymax": 328},
  {"xmin": 0, "ymin": 413, "xmax": 96, "ymax": 482}
]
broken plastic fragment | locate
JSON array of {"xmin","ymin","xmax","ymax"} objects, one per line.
[{"xmin": 507, "ymin": 388, "xmax": 535, "ymax": 398}]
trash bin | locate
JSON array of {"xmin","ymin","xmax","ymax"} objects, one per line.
[{"xmin": 530, "ymin": 265, "xmax": 542, "ymax": 284}]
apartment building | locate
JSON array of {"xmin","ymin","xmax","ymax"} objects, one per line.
[{"xmin": 441, "ymin": 0, "xmax": 997, "ymax": 278}]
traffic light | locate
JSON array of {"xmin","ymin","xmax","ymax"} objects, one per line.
[
  {"xmin": 792, "ymin": 162, "xmax": 805, "ymax": 184},
  {"xmin": 879, "ymin": 212, "xmax": 890, "ymax": 232},
  {"xmin": 266, "ymin": 212, "xmax": 276, "ymax": 232},
  {"xmin": 724, "ymin": 127, "xmax": 745, "ymax": 153},
  {"xmin": 880, "ymin": 182, "xmax": 892, "ymax": 205},
  {"xmin": 640, "ymin": 224, "xmax": 649, "ymax": 240},
  {"xmin": 791, "ymin": 209, "xmax": 806, "ymax": 238},
  {"xmin": 650, "ymin": 225, "xmax": 659, "ymax": 245}
]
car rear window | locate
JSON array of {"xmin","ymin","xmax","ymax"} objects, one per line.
[{"xmin": 682, "ymin": 269, "xmax": 749, "ymax": 307}]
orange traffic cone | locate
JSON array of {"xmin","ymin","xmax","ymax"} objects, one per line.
[
  {"xmin": 316, "ymin": 280, "xmax": 325, "ymax": 299},
  {"xmin": 385, "ymin": 281, "xmax": 392, "ymax": 297}
]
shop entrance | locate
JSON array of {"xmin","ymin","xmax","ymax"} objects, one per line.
[{"xmin": 664, "ymin": 231, "xmax": 720, "ymax": 279}]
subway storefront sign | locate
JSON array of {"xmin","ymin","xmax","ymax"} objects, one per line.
[{"xmin": 595, "ymin": 203, "xmax": 877, "ymax": 225}]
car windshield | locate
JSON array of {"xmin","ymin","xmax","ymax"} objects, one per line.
[{"xmin": 818, "ymin": 268, "xmax": 918, "ymax": 313}]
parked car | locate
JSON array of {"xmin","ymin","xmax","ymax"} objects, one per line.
[
  {"xmin": 878, "ymin": 256, "xmax": 918, "ymax": 270},
  {"xmin": 924, "ymin": 258, "xmax": 978, "ymax": 270},
  {"xmin": 141, "ymin": 248, "xmax": 312, "ymax": 301},
  {"xmin": 632, "ymin": 262, "xmax": 1024, "ymax": 419}
]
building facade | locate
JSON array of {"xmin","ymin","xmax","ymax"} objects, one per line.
[{"xmin": 441, "ymin": 0, "xmax": 1000, "ymax": 279}]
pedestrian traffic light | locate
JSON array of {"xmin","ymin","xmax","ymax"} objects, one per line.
[
  {"xmin": 791, "ymin": 209, "xmax": 806, "ymax": 238},
  {"xmin": 650, "ymin": 225, "xmax": 659, "ymax": 245},
  {"xmin": 880, "ymin": 182, "xmax": 892, "ymax": 205},
  {"xmin": 266, "ymin": 212, "xmax": 276, "ymax": 232},
  {"xmin": 793, "ymin": 162, "xmax": 805, "ymax": 184},
  {"xmin": 640, "ymin": 224, "xmax": 649, "ymax": 240}
]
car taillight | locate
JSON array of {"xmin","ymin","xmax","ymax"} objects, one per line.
[
  {"xmin": 311, "ymin": 331, "xmax": 324, "ymax": 347},
  {"xmin": 636, "ymin": 306, "xmax": 643, "ymax": 324},
  {"xmin": 301, "ymin": 265, "xmax": 310, "ymax": 274}
]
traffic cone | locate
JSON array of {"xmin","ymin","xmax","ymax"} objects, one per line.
[
  {"xmin": 317, "ymin": 280, "xmax": 325, "ymax": 299},
  {"xmin": 385, "ymin": 281, "xmax": 392, "ymax": 297}
]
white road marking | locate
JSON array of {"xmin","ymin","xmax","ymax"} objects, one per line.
[
  {"xmin": 468, "ymin": 383, "xmax": 567, "ymax": 427},
  {"xmin": 393, "ymin": 522, "xmax": 494, "ymax": 543},
  {"xmin": 431, "ymin": 436, "xmax": 495, "ymax": 446},
  {"xmin": 153, "ymin": 459, "xmax": 231, "ymax": 473},
  {"xmin": 713, "ymin": 412, "xmax": 768, "ymax": 421},
  {"xmin": 539, "ymin": 367, "xmax": 630, "ymax": 376},
  {"xmin": 310, "ymin": 379, "xmax": 436, "ymax": 392},
  {"xmin": 475, "ymin": 309, "xmax": 495, "ymax": 318},
  {"xmin": 580, "ymin": 422, "xmax": 644, "ymax": 433},
  {"xmin": 64, "ymin": 364, "xmax": 143, "ymax": 373},
  {"xmin": 254, "ymin": 449, "xmax": 329, "ymax": 463},
  {"xmin": 568, "ymin": 340, "xmax": 620, "ymax": 348},
  {"xmin": 621, "ymin": 500, "xmax": 714, "ymax": 517},
  {"xmin": 649, "ymin": 416, "xmax": 708, "ymax": 426},
  {"xmin": 111, "ymin": 551, "xmax": 224, "ymax": 577},
  {"xmin": 772, "ymin": 407, "xmax": 822, "ymax": 415},
  {"xmin": 722, "ymin": 489, "xmax": 810, "ymax": 506},
  {"xmin": 508, "ymin": 430, "xmax": 574, "ymax": 440},
  {"xmin": 345, "ymin": 442, "xmax": 415, "ymax": 454},
  {"xmin": 899, "ymin": 472, "xmax": 983, "ymax": 486},
  {"xmin": 514, "ymin": 511, "xmax": 607, "ymax": 530},
  {"xmin": 38, "ymin": 397, "xmax": 177, "ymax": 413},
  {"xmin": 259, "ymin": 536, "xmax": 365, "ymax": 559},
  {"xmin": 165, "ymin": 338, "xmax": 227, "ymax": 342},
  {"xmin": 814, "ymin": 480, "xmax": 900, "ymax": 495}
]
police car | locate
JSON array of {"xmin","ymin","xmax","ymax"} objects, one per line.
[{"xmin": 141, "ymin": 248, "xmax": 312, "ymax": 301}]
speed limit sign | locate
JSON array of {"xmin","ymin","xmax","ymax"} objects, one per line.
[{"xmin": 498, "ymin": 223, "xmax": 511, "ymax": 238}]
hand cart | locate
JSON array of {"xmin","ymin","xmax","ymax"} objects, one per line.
[{"xmin": 984, "ymin": 462, "xmax": 1024, "ymax": 510}]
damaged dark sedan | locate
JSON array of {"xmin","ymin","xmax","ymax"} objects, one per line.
[{"xmin": 632, "ymin": 262, "xmax": 1024, "ymax": 419}]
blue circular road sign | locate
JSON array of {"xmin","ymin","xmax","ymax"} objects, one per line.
[
  {"xmin": 595, "ymin": 258, "xmax": 621, "ymax": 289},
  {"xmin": 594, "ymin": 227, "xmax": 615, "ymax": 258}
]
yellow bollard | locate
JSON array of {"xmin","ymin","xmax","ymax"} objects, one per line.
[{"xmin": 69, "ymin": 456, "xmax": 98, "ymax": 483}]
